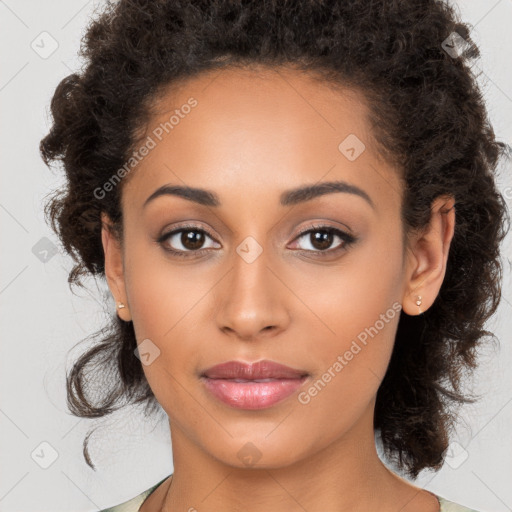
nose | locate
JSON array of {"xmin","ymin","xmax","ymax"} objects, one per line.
[{"xmin": 215, "ymin": 241, "xmax": 291, "ymax": 342}]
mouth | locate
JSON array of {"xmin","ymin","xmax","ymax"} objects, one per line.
[{"xmin": 200, "ymin": 359, "xmax": 310, "ymax": 410}]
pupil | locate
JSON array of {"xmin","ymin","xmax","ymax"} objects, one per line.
[
  {"xmin": 182, "ymin": 230, "xmax": 204, "ymax": 250},
  {"xmin": 311, "ymin": 231, "xmax": 332, "ymax": 250}
]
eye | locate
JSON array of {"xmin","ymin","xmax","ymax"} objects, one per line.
[
  {"xmin": 156, "ymin": 222, "xmax": 357, "ymax": 259},
  {"xmin": 157, "ymin": 224, "xmax": 220, "ymax": 257},
  {"xmin": 290, "ymin": 224, "xmax": 357, "ymax": 256}
]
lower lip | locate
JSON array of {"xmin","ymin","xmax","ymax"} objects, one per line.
[{"xmin": 201, "ymin": 377, "xmax": 308, "ymax": 410}]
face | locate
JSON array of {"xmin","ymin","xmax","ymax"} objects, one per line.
[{"xmin": 101, "ymin": 65, "xmax": 452, "ymax": 470}]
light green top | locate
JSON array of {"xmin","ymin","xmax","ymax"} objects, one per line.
[
  {"xmin": 100, "ymin": 476, "xmax": 168, "ymax": 512},
  {"xmin": 100, "ymin": 474, "xmax": 482, "ymax": 512}
]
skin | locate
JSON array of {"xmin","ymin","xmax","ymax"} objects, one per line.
[{"xmin": 101, "ymin": 65, "xmax": 455, "ymax": 512}]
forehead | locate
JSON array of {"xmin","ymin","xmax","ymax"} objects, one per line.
[{"xmin": 122, "ymin": 65, "xmax": 401, "ymax": 213}]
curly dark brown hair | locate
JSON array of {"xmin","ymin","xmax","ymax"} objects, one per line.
[{"xmin": 40, "ymin": 0, "xmax": 510, "ymax": 478}]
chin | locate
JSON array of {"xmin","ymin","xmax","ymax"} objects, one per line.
[{"xmin": 203, "ymin": 434, "xmax": 314, "ymax": 470}]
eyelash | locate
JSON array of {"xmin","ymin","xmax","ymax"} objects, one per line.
[{"xmin": 156, "ymin": 223, "xmax": 357, "ymax": 259}]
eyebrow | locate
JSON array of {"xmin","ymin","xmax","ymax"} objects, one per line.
[{"xmin": 143, "ymin": 180, "xmax": 375, "ymax": 209}]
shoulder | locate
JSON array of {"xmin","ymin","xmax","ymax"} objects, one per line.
[
  {"xmin": 437, "ymin": 495, "xmax": 483, "ymax": 512},
  {"xmin": 98, "ymin": 483, "xmax": 481, "ymax": 512},
  {"xmin": 99, "ymin": 475, "xmax": 171, "ymax": 512}
]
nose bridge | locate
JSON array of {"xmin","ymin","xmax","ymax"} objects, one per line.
[{"xmin": 216, "ymin": 233, "xmax": 290, "ymax": 339}]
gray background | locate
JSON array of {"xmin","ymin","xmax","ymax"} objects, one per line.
[{"xmin": 0, "ymin": 1, "xmax": 511, "ymax": 511}]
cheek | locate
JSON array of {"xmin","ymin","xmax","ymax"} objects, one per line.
[
  {"xmin": 124, "ymin": 236, "xmax": 206, "ymax": 336},
  {"xmin": 299, "ymin": 298, "xmax": 400, "ymax": 410},
  {"xmin": 122, "ymin": 243, "xmax": 217, "ymax": 402},
  {"xmin": 292, "ymin": 301, "xmax": 400, "ymax": 456},
  {"xmin": 290, "ymin": 227, "xmax": 404, "ymax": 348},
  {"xmin": 293, "ymin": 230, "xmax": 404, "ymax": 414}
]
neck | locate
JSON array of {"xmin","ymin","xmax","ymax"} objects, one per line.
[{"xmin": 158, "ymin": 402, "xmax": 439, "ymax": 512}]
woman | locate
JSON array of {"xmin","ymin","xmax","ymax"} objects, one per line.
[{"xmin": 39, "ymin": 0, "xmax": 509, "ymax": 511}]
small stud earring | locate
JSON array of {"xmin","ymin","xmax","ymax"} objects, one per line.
[
  {"xmin": 415, "ymin": 295, "xmax": 422, "ymax": 314},
  {"xmin": 117, "ymin": 302, "xmax": 125, "ymax": 309}
]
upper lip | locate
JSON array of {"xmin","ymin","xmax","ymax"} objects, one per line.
[{"xmin": 201, "ymin": 359, "xmax": 309, "ymax": 380}]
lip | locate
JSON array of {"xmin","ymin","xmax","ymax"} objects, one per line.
[
  {"xmin": 200, "ymin": 360, "xmax": 309, "ymax": 410},
  {"xmin": 202, "ymin": 359, "xmax": 308, "ymax": 380}
]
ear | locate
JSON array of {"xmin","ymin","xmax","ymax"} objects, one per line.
[
  {"xmin": 101, "ymin": 212, "xmax": 132, "ymax": 322},
  {"xmin": 402, "ymin": 195, "xmax": 456, "ymax": 316}
]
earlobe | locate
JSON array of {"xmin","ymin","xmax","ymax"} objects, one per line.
[
  {"xmin": 402, "ymin": 195, "xmax": 456, "ymax": 316},
  {"xmin": 101, "ymin": 212, "xmax": 132, "ymax": 321}
]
